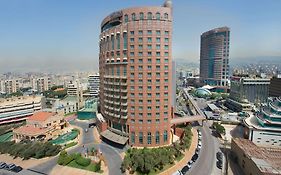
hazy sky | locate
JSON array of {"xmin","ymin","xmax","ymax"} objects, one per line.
[{"xmin": 0, "ymin": 0, "xmax": 281, "ymax": 73}]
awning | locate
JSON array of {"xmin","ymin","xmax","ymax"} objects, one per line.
[{"xmin": 100, "ymin": 130, "xmax": 128, "ymax": 145}]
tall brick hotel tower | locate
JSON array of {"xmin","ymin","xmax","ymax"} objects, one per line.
[{"xmin": 99, "ymin": 0, "xmax": 173, "ymax": 147}]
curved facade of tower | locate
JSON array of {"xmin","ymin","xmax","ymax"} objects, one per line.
[
  {"xmin": 200, "ymin": 27, "xmax": 230, "ymax": 87},
  {"xmin": 99, "ymin": 2, "xmax": 173, "ymax": 147}
]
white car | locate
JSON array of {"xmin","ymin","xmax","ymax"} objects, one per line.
[
  {"xmin": 197, "ymin": 144, "xmax": 202, "ymax": 149},
  {"xmin": 172, "ymin": 170, "xmax": 183, "ymax": 175}
]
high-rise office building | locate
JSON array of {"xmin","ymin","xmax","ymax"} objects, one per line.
[
  {"xmin": 88, "ymin": 74, "xmax": 100, "ymax": 98},
  {"xmin": 200, "ymin": 27, "xmax": 230, "ymax": 87},
  {"xmin": 99, "ymin": 0, "xmax": 173, "ymax": 147}
]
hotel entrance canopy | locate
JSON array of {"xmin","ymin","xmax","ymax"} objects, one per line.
[{"xmin": 100, "ymin": 129, "xmax": 128, "ymax": 145}]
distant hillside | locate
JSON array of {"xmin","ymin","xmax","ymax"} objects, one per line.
[{"xmin": 230, "ymin": 56, "xmax": 281, "ymax": 66}]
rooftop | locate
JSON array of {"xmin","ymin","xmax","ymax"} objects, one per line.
[
  {"xmin": 28, "ymin": 111, "xmax": 55, "ymax": 122},
  {"xmin": 0, "ymin": 96, "xmax": 42, "ymax": 107},
  {"xmin": 14, "ymin": 125, "xmax": 47, "ymax": 136},
  {"xmin": 233, "ymin": 138, "xmax": 281, "ymax": 174}
]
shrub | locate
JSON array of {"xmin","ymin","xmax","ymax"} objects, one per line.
[{"xmin": 75, "ymin": 156, "xmax": 91, "ymax": 167}]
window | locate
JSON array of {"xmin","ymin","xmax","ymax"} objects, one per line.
[
  {"xmin": 148, "ymin": 12, "xmax": 152, "ymax": 20},
  {"xmin": 130, "ymin": 31, "xmax": 134, "ymax": 35},
  {"xmin": 164, "ymin": 13, "xmax": 168, "ymax": 19},
  {"xmin": 165, "ymin": 45, "xmax": 169, "ymax": 50},
  {"xmin": 132, "ymin": 13, "xmax": 136, "ymax": 21},
  {"xmin": 130, "ymin": 38, "xmax": 134, "ymax": 42},
  {"xmin": 130, "ymin": 52, "xmax": 134, "ymax": 56},
  {"xmin": 147, "ymin": 30, "xmax": 152, "ymax": 35},
  {"xmin": 156, "ymin": 30, "xmax": 161, "ymax": 35},
  {"xmin": 130, "ymin": 45, "xmax": 134, "ymax": 49},
  {"xmin": 131, "ymin": 132, "xmax": 135, "ymax": 144},
  {"xmin": 139, "ymin": 132, "xmax": 143, "ymax": 144},
  {"xmin": 148, "ymin": 52, "xmax": 152, "ymax": 56},
  {"xmin": 156, "ymin": 37, "xmax": 161, "ymax": 42},
  {"xmin": 124, "ymin": 14, "xmax": 128, "ymax": 23},
  {"xmin": 138, "ymin": 30, "xmax": 143, "ymax": 35},
  {"xmin": 147, "ymin": 120, "xmax": 152, "ymax": 124},
  {"xmin": 147, "ymin": 132, "xmax": 151, "ymax": 144},
  {"xmin": 156, "ymin": 52, "xmax": 161, "ymax": 56},
  {"xmin": 138, "ymin": 52, "xmax": 143, "ymax": 56},
  {"xmin": 147, "ymin": 37, "xmax": 152, "ymax": 43},
  {"xmin": 164, "ymin": 130, "xmax": 168, "ymax": 142},
  {"xmin": 123, "ymin": 67, "xmax": 127, "ymax": 76},
  {"xmin": 156, "ymin": 131, "xmax": 160, "ymax": 144},
  {"xmin": 140, "ymin": 12, "xmax": 144, "ymax": 20},
  {"xmin": 156, "ymin": 44, "xmax": 161, "ymax": 50},
  {"xmin": 131, "ymin": 119, "xmax": 135, "ymax": 123},
  {"xmin": 165, "ymin": 31, "xmax": 169, "ymax": 35},
  {"xmin": 138, "ymin": 45, "xmax": 143, "ymax": 50},
  {"xmin": 165, "ymin": 38, "xmax": 169, "ymax": 42},
  {"xmin": 156, "ymin": 58, "xmax": 161, "ymax": 63},
  {"xmin": 139, "ymin": 119, "xmax": 143, "ymax": 124},
  {"xmin": 117, "ymin": 33, "xmax": 120, "ymax": 49},
  {"xmin": 156, "ymin": 119, "xmax": 160, "ymax": 123},
  {"xmin": 123, "ymin": 32, "xmax": 128, "ymax": 49},
  {"xmin": 156, "ymin": 12, "xmax": 160, "ymax": 20},
  {"xmin": 148, "ymin": 58, "xmax": 152, "ymax": 63},
  {"xmin": 138, "ymin": 37, "xmax": 143, "ymax": 42}
]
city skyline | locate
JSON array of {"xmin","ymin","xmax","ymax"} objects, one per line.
[{"xmin": 0, "ymin": 0, "xmax": 281, "ymax": 73}]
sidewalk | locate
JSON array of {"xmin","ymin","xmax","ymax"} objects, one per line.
[
  {"xmin": 50, "ymin": 164, "xmax": 108, "ymax": 175},
  {"xmin": 93, "ymin": 127, "xmax": 102, "ymax": 144},
  {"xmin": 159, "ymin": 128, "xmax": 198, "ymax": 175}
]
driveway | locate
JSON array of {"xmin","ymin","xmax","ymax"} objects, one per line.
[{"xmin": 28, "ymin": 120, "xmax": 124, "ymax": 175}]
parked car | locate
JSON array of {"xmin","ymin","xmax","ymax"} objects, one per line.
[
  {"xmin": 6, "ymin": 163, "xmax": 16, "ymax": 171},
  {"xmin": 197, "ymin": 144, "xmax": 202, "ymax": 149},
  {"xmin": 172, "ymin": 170, "xmax": 183, "ymax": 175},
  {"xmin": 198, "ymin": 140, "xmax": 202, "ymax": 146},
  {"xmin": 0, "ymin": 162, "xmax": 7, "ymax": 169},
  {"xmin": 181, "ymin": 165, "xmax": 190, "ymax": 174},
  {"xmin": 11, "ymin": 166, "xmax": 23, "ymax": 173},
  {"xmin": 195, "ymin": 148, "xmax": 200, "ymax": 154},
  {"xmin": 217, "ymin": 160, "xmax": 223, "ymax": 169},
  {"xmin": 216, "ymin": 152, "xmax": 223, "ymax": 161},
  {"xmin": 187, "ymin": 160, "xmax": 193, "ymax": 166},
  {"xmin": 85, "ymin": 128, "xmax": 88, "ymax": 133},
  {"xmin": 192, "ymin": 153, "xmax": 199, "ymax": 162}
]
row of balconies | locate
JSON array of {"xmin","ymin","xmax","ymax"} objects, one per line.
[
  {"xmin": 104, "ymin": 109, "xmax": 128, "ymax": 119},
  {"xmin": 104, "ymin": 81, "xmax": 127, "ymax": 86},
  {"xmin": 104, "ymin": 75, "xmax": 127, "ymax": 79}
]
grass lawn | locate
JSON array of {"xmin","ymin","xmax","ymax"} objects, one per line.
[
  {"xmin": 64, "ymin": 142, "xmax": 77, "ymax": 150},
  {"xmin": 64, "ymin": 112, "xmax": 77, "ymax": 117},
  {"xmin": 67, "ymin": 160, "xmax": 103, "ymax": 173}
]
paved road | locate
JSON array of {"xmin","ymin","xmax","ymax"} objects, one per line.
[
  {"xmin": 28, "ymin": 120, "xmax": 124, "ymax": 175},
  {"xmin": 183, "ymin": 96, "xmax": 222, "ymax": 175}
]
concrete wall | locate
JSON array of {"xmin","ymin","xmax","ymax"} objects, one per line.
[{"xmin": 251, "ymin": 129, "xmax": 281, "ymax": 148}]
